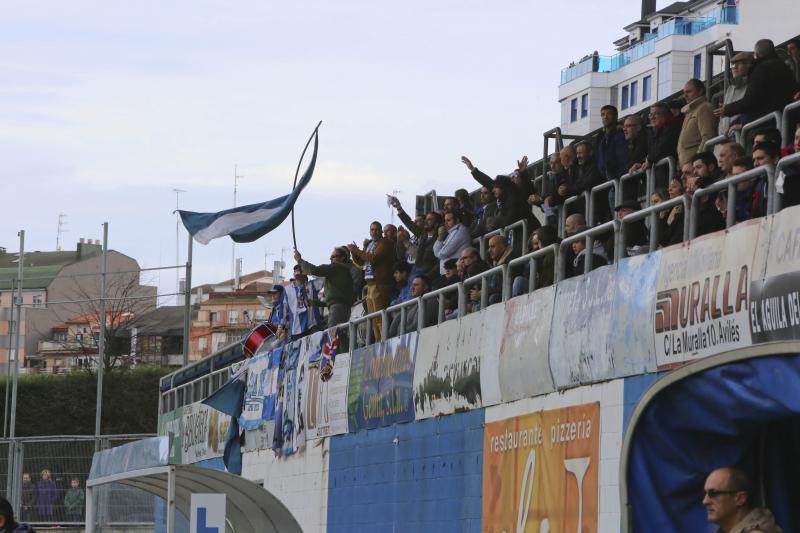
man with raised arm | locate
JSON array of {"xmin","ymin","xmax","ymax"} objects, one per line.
[{"xmin": 294, "ymin": 247, "xmax": 354, "ymax": 328}]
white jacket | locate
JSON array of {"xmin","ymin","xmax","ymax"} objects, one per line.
[{"xmin": 432, "ymin": 223, "xmax": 471, "ymax": 274}]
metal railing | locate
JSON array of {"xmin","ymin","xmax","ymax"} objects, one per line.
[
  {"xmin": 558, "ymin": 192, "xmax": 589, "ymax": 238},
  {"xmin": 619, "ymin": 195, "xmax": 690, "ymax": 256},
  {"xmin": 690, "ymin": 165, "xmax": 775, "ymax": 238},
  {"xmin": 781, "ymin": 100, "xmax": 800, "ymax": 149},
  {"xmin": 558, "ymin": 220, "xmax": 618, "ymax": 281},
  {"xmin": 503, "ymin": 244, "xmax": 560, "ymax": 296},
  {"xmin": 589, "ymin": 180, "xmax": 617, "ymax": 226},
  {"xmin": 704, "ymin": 133, "xmax": 732, "ymax": 154},
  {"xmin": 741, "ymin": 111, "xmax": 783, "ymax": 151},
  {"xmin": 475, "ymin": 219, "xmax": 530, "ymax": 259},
  {"xmin": 774, "ymin": 152, "xmax": 800, "ymax": 212},
  {"xmin": 420, "ymin": 282, "xmax": 465, "ymax": 325},
  {"xmin": 649, "ymin": 157, "xmax": 677, "ymax": 201},
  {"xmin": 618, "ymin": 169, "xmax": 647, "ymax": 207}
]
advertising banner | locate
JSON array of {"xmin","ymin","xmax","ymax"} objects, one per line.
[
  {"xmin": 305, "ymin": 350, "xmax": 352, "ymax": 440},
  {"xmin": 181, "ymin": 401, "xmax": 231, "ymax": 464},
  {"xmin": 749, "ymin": 206, "xmax": 800, "ymax": 343},
  {"xmin": 609, "ymin": 252, "xmax": 660, "ymax": 376},
  {"xmin": 348, "ymin": 331, "xmax": 418, "ymax": 431},
  {"xmin": 157, "ymin": 407, "xmax": 183, "ymax": 464},
  {"xmin": 414, "ymin": 316, "xmax": 483, "ymax": 420},
  {"xmin": 654, "ymin": 221, "xmax": 758, "ymax": 369},
  {"xmin": 479, "ymin": 304, "xmax": 504, "ymax": 408},
  {"xmin": 482, "ymin": 402, "xmax": 600, "ymax": 533},
  {"xmin": 498, "ymin": 287, "xmax": 555, "ymax": 402},
  {"xmin": 549, "ymin": 267, "xmax": 616, "ymax": 388}
]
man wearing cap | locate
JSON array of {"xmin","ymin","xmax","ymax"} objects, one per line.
[
  {"xmin": 266, "ymin": 284, "xmax": 288, "ymax": 333},
  {"xmin": 284, "ymin": 263, "xmax": 322, "ymax": 338},
  {"xmin": 717, "ymin": 39, "xmax": 799, "ymax": 125},
  {"xmin": 294, "ymin": 247, "xmax": 354, "ymax": 329},
  {"xmin": 717, "ymin": 52, "xmax": 754, "ymax": 136}
]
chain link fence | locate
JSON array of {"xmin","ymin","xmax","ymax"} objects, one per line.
[{"xmin": 0, "ymin": 435, "xmax": 156, "ymax": 529}]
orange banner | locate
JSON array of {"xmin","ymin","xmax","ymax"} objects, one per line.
[{"xmin": 483, "ymin": 402, "xmax": 600, "ymax": 533}]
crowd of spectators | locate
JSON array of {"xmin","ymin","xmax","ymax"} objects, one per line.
[{"xmin": 263, "ymin": 37, "xmax": 800, "ymax": 344}]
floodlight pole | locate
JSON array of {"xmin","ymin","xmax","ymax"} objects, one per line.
[
  {"xmin": 6, "ymin": 230, "xmax": 24, "ymax": 508},
  {"xmin": 94, "ymin": 222, "xmax": 108, "ymax": 452}
]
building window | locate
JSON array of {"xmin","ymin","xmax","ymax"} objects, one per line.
[
  {"xmin": 621, "ymin": 85, "xmax": 629, "ymax": 110},
  {"xmin": 255, "ymin": 309, "xmax": 266, "ymax": 321},
  {"xmin": 642, "ymin": 75, "xmax": 652, "ymax": 101},
  {"xmin": 580, "ymin": 94, "xmax": 588, "ymax": 118},
  {"xmin": 198, "ymin": 337, "xmax": 208, "ymax": 351},
  {"xmin": 210, "ymin": 311, "xmax": 220, "ymax": 322},
  {"xmin": 693, "ymin": 53, "xmax": 702, "ymax": 80},
  {"xmin": 657, "ymin": 54, "xmax": 672, "ymax": 100},
  {"xmin": 228, "ymin": 311, "xmax": 239, "ymax": 324},
  {"xmin": 570, "ymin": 98, "xmax": 578, "ymax": 122},
  {"xmin": 32, "ymin": 293, "xmax": 43, "ymax": 307},
  {"xmin": 630, "ymin": 81, "xmax": 638, "ymax": 106}
]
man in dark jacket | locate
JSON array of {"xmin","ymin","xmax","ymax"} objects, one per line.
[
  {"xmin": 623, "ymin": 114, "xmax": 648, "ymax": 169},
  {"xmin": 596, "ymin": 105, "xmax": 629, "ymax": 182},
  {"xmin": 461, "ymin": 155, "xmax": 540, "ymax": 234},
  {"xmin": 0, "ymin": 497, "xmax": 35, "ymax": 532},
  {"xmin": 394, "ymin": 201, "xmax": 442, "ymax": 281},
  {"xmin": 295, "ymin": 247, "xmax": 354, "ymax": 328},
  {"xmin": 573, "ymin": 142, "xmax": 604, "ymax": 219},
  {"xmin": 692, "ymin": 176, "xmax": 725, "ymax": 237},
  {"xmin": 717, "ymin": 39, "xmax": 798, "ymax": 124},
  {"xmin": 633, "ymin": 102, "xmax": 680, "ymax": 189}
]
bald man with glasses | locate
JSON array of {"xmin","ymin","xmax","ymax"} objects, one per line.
[{"xmin": 703, "ymin": 467, "xmax": 781, "ymax": 532}]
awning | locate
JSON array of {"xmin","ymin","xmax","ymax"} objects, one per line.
[
  {"xmin": 87, "ymin": 436, "xmax": 301, "ymax": 533},
  {"xmin": 620, "ymin": 341, "xmax": 800, "ymax": 532}
]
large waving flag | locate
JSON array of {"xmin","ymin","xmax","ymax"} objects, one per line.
[{"xmin": 179, "ymin": 127, "xmax": 319, "ymax": 244}]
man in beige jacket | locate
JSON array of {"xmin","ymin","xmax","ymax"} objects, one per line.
[
  {"xmin": 677, "ymin": 78, "xmax": 718, "ymax": 166},
  {"xmin": 703, "ymin": 467, "xmax": 782, "ymax": 533}
]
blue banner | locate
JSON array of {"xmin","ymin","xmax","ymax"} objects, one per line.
[{"xmin": 347, "ymin": 332, "xmax": 418, "ymax": 431}]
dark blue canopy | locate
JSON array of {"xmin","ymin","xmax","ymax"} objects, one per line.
[{"xmin": 625, "ymin": 353, "xmax": 800, "ymax": 532}]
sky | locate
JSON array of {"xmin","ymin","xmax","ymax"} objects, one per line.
[{"xmin": 1, "ymin": 0, "xmax": 660, "ymax": 304}]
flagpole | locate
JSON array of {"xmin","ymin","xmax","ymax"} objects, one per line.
[{"xmin": 291, "ymin": 121, "xmax": 322, "ymax": 250}]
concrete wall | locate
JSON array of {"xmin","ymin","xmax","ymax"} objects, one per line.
[{"xmin": 243, "ymin": 439, "xmax": 330, "ymax": 533}]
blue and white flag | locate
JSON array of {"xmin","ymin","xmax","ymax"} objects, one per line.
[{"xmin": 179, "ymin": 129, "xmax": 319, "ymax": 244}]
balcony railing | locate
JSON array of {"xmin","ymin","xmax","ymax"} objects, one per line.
[{"xmin": 559, "ymin": 5, "xmax": 738, "ymax": 85}]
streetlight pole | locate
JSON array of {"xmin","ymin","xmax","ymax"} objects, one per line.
[
  {"xmin": 6, "ymin": 230, "xmax": 24, "ymax": 509},
  {"xmin": 94, "ymin": 223, "xmax": 109, "ymax": 452}
]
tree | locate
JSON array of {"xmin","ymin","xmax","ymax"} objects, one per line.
[{"xmin": 38, "ymin": 270, "xmax": 158, "ymax": 373}]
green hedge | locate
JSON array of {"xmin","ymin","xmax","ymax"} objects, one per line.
[{"xmin": 0, "ymin": 366, "xmax": 172, "ymax": 436}]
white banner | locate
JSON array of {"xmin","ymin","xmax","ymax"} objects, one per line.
[
  {"xmin": 498, "ymin": 287, "xmax": 555, "ymax": 402},
  {"xmin": 654, "ymin": 221, "xmax": 759, "ymax": 369},
  {"xmin": 305, "ymin": 351, "xmax": 352, "ymax": 440},
  {"xmin": 609, "ymin": 252, "xmax": 660, "ymax": 376},
  {"xmin": 550, "ymin": 267, "xmax": 616, "ymax": 388},
  {"xmin": 478, "ymin": 303, "xmax": 504, "ymax": 408},
  {"xmin": 181, "ymin": 401, "xmax": 230, "ymax": 464},
  {"xmin": 413, "ymin": 319, "xmax": 463, "ymax": 419}
]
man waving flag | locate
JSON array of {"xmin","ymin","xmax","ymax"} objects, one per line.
[{"xmin": 179, "ymin": 125, "xmax": 319, "ymax": 244}]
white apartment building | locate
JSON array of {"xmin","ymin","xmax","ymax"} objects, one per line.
[{"xmin": 558, "ymin": 0, "xmax": 800, "ymax": 135}]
